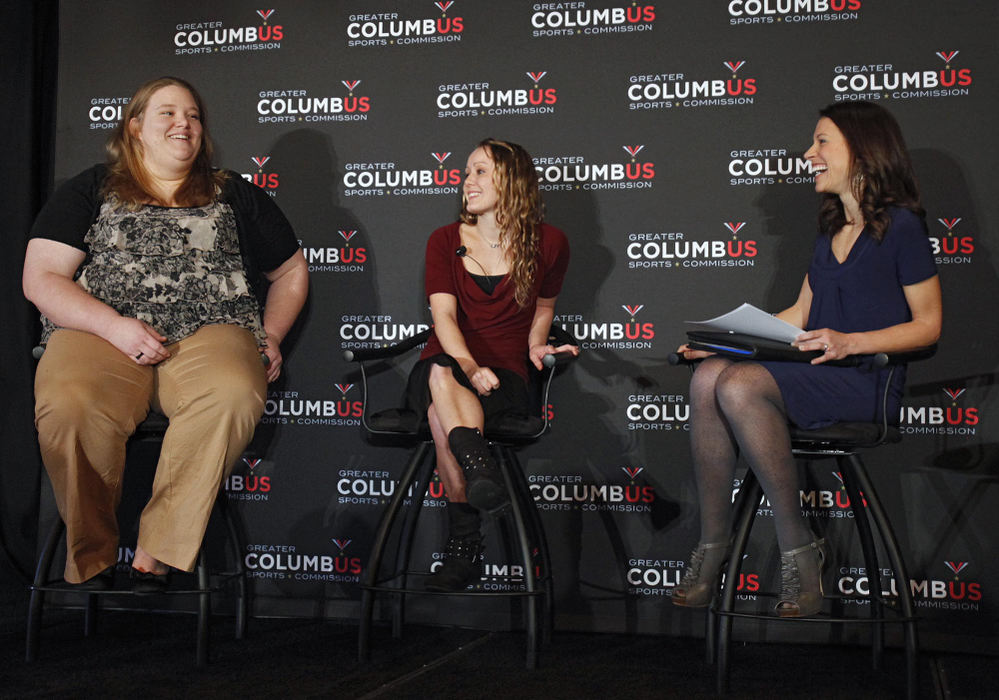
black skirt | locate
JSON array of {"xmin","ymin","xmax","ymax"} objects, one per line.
[{"xmin": 405, "ymin": 353, "xmax": 529, "ymax": 422}]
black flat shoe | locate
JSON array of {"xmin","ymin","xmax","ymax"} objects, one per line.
[
  {"xmin": 130, "ymin": 568, "xmax": 170, "ymax": 594},
  {"xmin": 67, "ymin": 566, "xmax": 115, "ymax": 591}
]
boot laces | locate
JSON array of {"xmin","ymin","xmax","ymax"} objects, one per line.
[{"xmin": 680, "ymin": 545, "xmax": 707, "ymax": 586}]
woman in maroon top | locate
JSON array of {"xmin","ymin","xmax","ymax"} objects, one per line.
[{"xmin": 408, "ymin": 138, "xmax": 577, "ymax": 591}]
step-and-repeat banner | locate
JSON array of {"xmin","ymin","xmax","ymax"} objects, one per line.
[{"xmin": 50, "ymin": 1, "xmax": 998, "ymax": 649}]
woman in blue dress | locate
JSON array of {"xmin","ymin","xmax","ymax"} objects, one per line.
[{"xmin": 674, "ymin": 102, "xmax": 942, "ymax": 616}]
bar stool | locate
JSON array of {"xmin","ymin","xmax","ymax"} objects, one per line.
[
  {"xmin": 25, "ymin": 411, "xmax": 249, "ymax": 666},
  {"xmin": 671, "ymin": 343, "xmax": 934, "ymax": 700},
  {"xmin": 346, "ymin": 326, "xmax": 576, "ymax": 669}
]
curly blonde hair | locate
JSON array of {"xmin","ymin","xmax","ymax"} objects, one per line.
[
  {"xmin": 103, "ymin": 76, "xmax": 227, "ymax": 208},
  {"xmin": 460, "ymin": 138, "xmax": 544, "ymax": 307}
]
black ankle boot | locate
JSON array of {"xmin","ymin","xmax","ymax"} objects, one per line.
[
  {"xmin": 448, "ymin": 426, "xmax": 509, "ymax": 513},
  {"xmin": 425, "ymin": 531, "xmax": 484, "ymax": 592}
]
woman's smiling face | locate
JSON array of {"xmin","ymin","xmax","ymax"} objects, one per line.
[
  {"xmin": 804, "ymin": 116, "xmax": 854, "ymax": 198},
  {"xmin": 131, "ymin": 84, "xmax": 203, "ymax": 176}
]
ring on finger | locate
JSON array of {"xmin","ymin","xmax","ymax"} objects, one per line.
[
  {"xmin": 135, "ymin": 352, "xmax": 144, "ymax": 360},
  {"xmin": 822, "ymin": 343, "xmax": 829, "ymax": 351}
]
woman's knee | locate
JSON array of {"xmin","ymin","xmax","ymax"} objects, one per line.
[
  {"xmin": 689, "ymin": 357, "xmax": 732, "ymax": 402},
  {"xmin": 36, "ymin": 374, "xmax": 138, "ymax": 438},
  {"xmin": 713, "ymin": 363, "xmax": 773, "ymax": 413},
  {"xmin": 427, "ymin": 363, "xmax": 460, "ymax": 396},
  {"xmin": 209, "ymin": 380, "xmax": 265, "ymax": 422}
]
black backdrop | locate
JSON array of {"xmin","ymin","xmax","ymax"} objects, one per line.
[{"xmin": 6, "ymin": 1, "xmax": 998, "ymax": 651}]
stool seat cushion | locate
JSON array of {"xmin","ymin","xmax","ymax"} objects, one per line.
[
  {"xmin": 789, "ymin": 421, "xmax": 901, "ymax": 449},
  {"xmin": 368, "ymin": 408, "xmax": 543, "ymax": 441},
  {"xmin": 135, "ymin": 411, "xmax": 170, "ymax": 436}
]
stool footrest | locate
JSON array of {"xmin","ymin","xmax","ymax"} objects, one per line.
[
  {"xmin": 31, "ymin": 580, "xmax": 242, "ymax": 597},
  {"xmin": 712, "ymin": 608, "xmax": 919, "ymax": 624},
  {"xmin": 362, "ymin": 582, "xmax": 548, "ymax": 599}
]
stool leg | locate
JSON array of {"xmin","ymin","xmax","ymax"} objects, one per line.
[
  {"xmin": 839, "ymin": 456, "xmax": 885, "ymax": 669},
  {"xmin": 847, "ymin": 455, "xmax": 920, "ymax": 700},
  {"xmin": 505, "ymin": 447, "xmax": 554, "ymax": 643},
  {"xmin": 716, "ymin": 472, "xmax": 762, "ymax": 696},
  {"xmin": 392, "ymin": 444, "xmax": 437, "ymax": 638},
  {"xmin": 221, "ymin": 498, "xmax": 248, "ymax": 640},
  {"xmin": 83, "ymin": 593, "xmax": 99, "ymax": 637},
  {"xmin": 707, "ymin": 469, "xmax": 763, "ymax": 666},
  {"xmin": 196, "ymin": 547, "xmax": 210, "ymax": 667},
  {"xmin": 26, "ymin": 517, "xmax": 65, "ymax": 662},
  {"xmin": 358, "ymin": 441, "xmax": 431, "ymax": 661},
  {"xmin": 496, "ymin": 446, "xmax": 538, "ymax": 669}
]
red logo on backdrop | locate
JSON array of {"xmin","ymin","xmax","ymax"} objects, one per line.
[
  {"xmin": 728, "ymin": 0, "xmax": 861, "ymax": 25},
  {"xmin": 936, "ymin": 50, "xmax": 959, "ymax": 66},
  {"xmin": 245, "ymin": 155, "xmax": 279, "ymax": 192},
  {"xmin": 530, "ymin": 4, "xmax": 656, "ymax": 37},
  {"xmin": 560, "ymin": 306, "xmax": 656, "ymax": 350},
  {"xmin": 342, "ymin": 154, "xmax": 462, "ymax": 197},
  {"xmin": 626, "ymin": 221, "xmax": 757, "ymax": 270},
  {"xmin": 175, "ymin": 9, "xmax": 284, "ymax": 55},
  {"xmin": 346, "ymin": 2, "xmax": 464, "ymax": 47},
  {"xmin": 436, "ymin": 70, "xmax": 557, "ymax": 118},
  {"xmin": 328, "ymin": 538, "xmax": 362, "ymax": 576},
  {"xmin": 526, "ymin": 71, "xmax": 547, "ymax": 85},
  {"xmin": 929, "ymin": 217, "xmax": 974, "ymax": 263},
  {"xmin": 256, "ymin": 83, "xmax": 370, "ymax": 124},
  {"xmin": 303, "ymin": 230, "xmax": 368, "ymax": 272},
  {"xmin": 627, "ymin": 61, "xmax": 756, "ymax": 110},
  {"xmin": 225, "ymin": 456, "xmax": 271, "ymax": 498},
  {"xmin": 832, "ymin": 51, "xmax": 972, "ymax": 101},
  {"xmin": 898, "ymin": 386, "xmax": 979, "ymax": 437},
  {"xmin": 335, "ymin": 383, "xmax": 364, "ymax": 419},
  {"xmin": 529, "ymin": 466, "xmax": 658, "ymax": 512},
  {"xmin": 534, "ymin": 145, "xmax": 654, "ymax": 191},
  {"xmin": 724, "ymin": 60, "xmax": 746, "ymax": 75},
  {"xmin": 945, "ymin": 561, "xmax": 968, "ymax": 577}
]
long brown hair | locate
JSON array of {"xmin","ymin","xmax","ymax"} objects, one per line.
[
  {"xmin": 460, "ymin": 138, "xmax": 545, "ymax": 307},
  {"xmin": 103, "ymin": 76, "xmax": 227, "ymax": 208},
  {"xmin": 816, "ymin": 101, "xmax": 924, "ymax": 241}
]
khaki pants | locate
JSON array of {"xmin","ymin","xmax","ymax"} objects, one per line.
[{"xmin": 34, "ymin": 325, "xmax": 267, "ymax": 583}]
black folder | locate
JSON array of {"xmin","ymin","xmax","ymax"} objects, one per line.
[{"xmin": 685, "ymin": 330, "xmax": 825, "ymax": 364}]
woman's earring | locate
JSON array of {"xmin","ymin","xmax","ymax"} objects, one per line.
[{"xmin": 853, "ymin": 172, "xmax": 865, "ymax": 193}]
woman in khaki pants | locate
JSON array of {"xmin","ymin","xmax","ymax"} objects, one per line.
[{"xmin": 23, "ymin": 76, "xmax": 308, "ymax": 592}]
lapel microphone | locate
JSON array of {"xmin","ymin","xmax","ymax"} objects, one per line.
[{"xmin": 455, "ymin": 245, "xmax": 488, "ymax": 276}]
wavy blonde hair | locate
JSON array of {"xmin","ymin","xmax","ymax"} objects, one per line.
[
  {"xmin": 460, "ymin": 138, "xmax": 544, "ymax": 307},
  {"xmin": 103, "ymin": 76, "xmax": 227, "ymax": 208}
]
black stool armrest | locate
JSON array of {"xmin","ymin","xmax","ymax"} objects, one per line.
[
  {"xmin": 543, "ymin": 324, "xmax": 580, "ymax": 369},
  {"xmin": 342, "ymin": 328, "xmax": 432, "ymax": 363}
]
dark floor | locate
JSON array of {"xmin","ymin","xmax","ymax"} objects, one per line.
[{"xmin": 0, "ymin": 562, "xmax": 993, "ymax": 699}]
